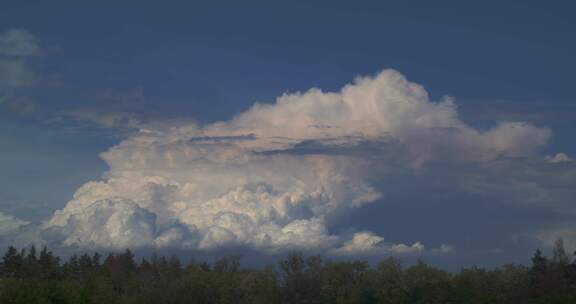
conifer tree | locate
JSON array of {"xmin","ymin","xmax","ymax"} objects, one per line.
[
  {"xmin": 38, "ymin": 246, "xmax": 60, "ymax": 279},
  {"xmin": 1, "ymin": 246, "xmax": 22, "ymax": 278}
]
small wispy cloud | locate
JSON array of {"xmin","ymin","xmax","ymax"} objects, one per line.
[
  {"xmin": 0, "ymin": 29, "xmax": 48, "ymax": 120},
  {"xmin": 546, "ymin": 153, "xmax": 573, "ymax": 163},
  {"xmin": 0, "ymin": 211, "xmax": 29, "ymax": 236},
  {"xmin": 0, "ymin": 29, "xmax": 43, "ymax": 57},
  {"xmin": 0, "ymin": 29, "xmax": 45, "ymax": 90}
]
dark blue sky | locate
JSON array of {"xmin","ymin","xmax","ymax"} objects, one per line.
[
  {"xmin": 0, "ymin": 1, "xmax": 575, "ymax": 267},
  {"xmin": 3, "ymin": 1, "xmax": 575, "ymax": 115}
]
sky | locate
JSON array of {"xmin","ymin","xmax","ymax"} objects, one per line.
[{"xmin": 0, "ymin": 0, "xmax": 575, "ymax": 268}]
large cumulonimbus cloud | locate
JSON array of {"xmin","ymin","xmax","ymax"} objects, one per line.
[{"xmin": 41, "ymin": 70, "xmax": 551, "ymax": 255}]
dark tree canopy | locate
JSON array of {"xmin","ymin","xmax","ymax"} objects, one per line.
[{"xmin": 1, "ymin": 239, "xmax": 576, "ymax": 303}]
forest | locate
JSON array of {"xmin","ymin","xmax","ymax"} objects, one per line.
[{"xmin": 1, "ymin": 240, "xmax": 576, "ymax": 303}]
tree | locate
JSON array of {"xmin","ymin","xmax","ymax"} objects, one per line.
[
  {"xmin": 214, "ymin": 255, "xmax": 241, "ymax": 273},
  {"xmin": 320, "ymin": 260, "xmax": 372, "ymax": 303},
  {"xmin": 167, "ymin": 254, "xmax": 182, "ymax": 278},
  {"xmin": 38, "ymin": 246, "xmax": 60, "ymax": 280},
  {"xmin": 376, "ymin": 256, "xmax": 406, "ymax": 303},
  {"xmin": 552, "ymin": 238, "xmax": 570, "ymax": 266},
  {"xmin": 22, "ymin": 245, "xmax": 38, "ymax": 277},
  {"xmin": 278, "ymin": 252, "xmax": 322, "ymax": 303},
  {"xmin": 63, "ymin": 254, "xmax": 82, "ymax": 280},
  {"xmin": 92, "ymin": 252, "xmax": 101, "ymax": 268},
  {"xmin": 1, "ymin": 246, "xmax": 23, "ymax": 278},
  {"xmin": 79, "ymin": 253, "xmax": 93, "ymax": 274},
  {"xmin": 532, "ymin": 249, "xmax": 548, "ymax": 273},
  {"xmin": 404, "ymin": 260, "xmax": 451, "ymax": 303},
  {"xmin": 530, "ymin": 248, "xmax": 555, "ymax": 300}
]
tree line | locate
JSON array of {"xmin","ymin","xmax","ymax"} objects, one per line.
[{"xmin": 1, "ymin": 239, "xmax": 576, "ymax": 303}]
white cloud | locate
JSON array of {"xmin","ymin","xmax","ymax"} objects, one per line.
[
  {"xmin": 49, "ymin": 198, "xmax": 158, "ymax": 248},
  {"xmin": 0, "ymin": 29, "xmax": 44, "ymax": 90},
  {"xmin": 390, "ymin": 242, "xmax": 425, "ymax": 254},
  {"xmin": 331, "ymin": 232, "xmax": 385, "ymax": 256},
  {"xmin": 546, "ymin": 153, "xmax": 573, "ymax": 163},
  {"xmin": 331, "ymin": 231, "xmax": 426, "ymax": 256},
  {"xmin": 0, "ymin": 29, "xmax": 42, "ymax": 57},
  {"xmin": 205, "ymin": 70, "xmax": 549, "ymax": 162},
  {"xmin": 0, "ymin": 211, "xmax": 29, "ymax": 235},
  {"xmin": 40, "ymin": 69, "xmax": 550, "ymax": 254}
]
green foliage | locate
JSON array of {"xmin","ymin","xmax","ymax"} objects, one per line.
[{"xmin": 1, "ymin": 240, "xmax": 576, "ymax": 303}]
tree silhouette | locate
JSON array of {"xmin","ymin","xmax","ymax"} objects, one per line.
[
  {"xmin": 1, "ymin": 245, "xmax": 576, "ymax": 303},
  {"xmin": 1, "ymin": 246, "xmax": 22, "ymax": 278}
]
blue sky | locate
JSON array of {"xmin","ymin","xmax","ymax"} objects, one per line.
[{"xmin": 0, "ymin": 1, "xmax": 575, "ymax": 267}]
